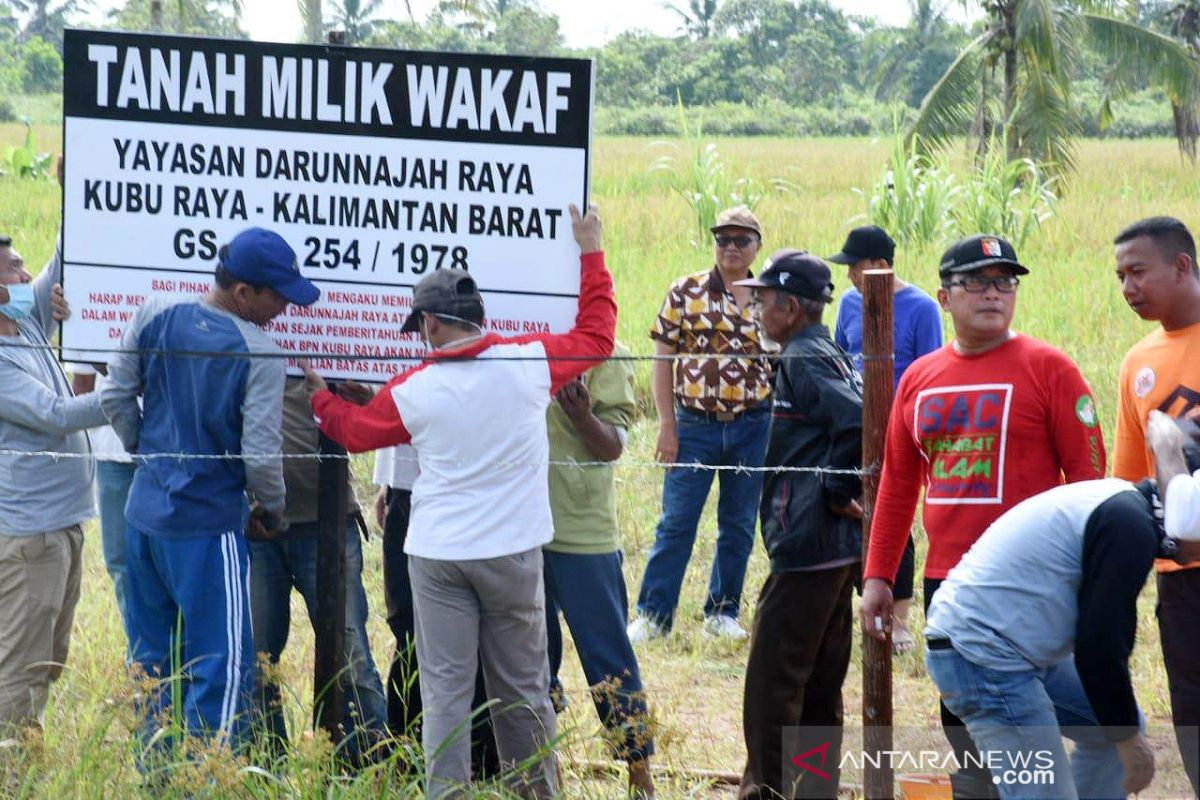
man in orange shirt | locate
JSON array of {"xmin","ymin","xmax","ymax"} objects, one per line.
[{"xmin": 1112, "ymin": 216, "xmax": 1200, "ymax": 795}]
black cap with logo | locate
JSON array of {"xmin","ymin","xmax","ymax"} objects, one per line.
[
  {"xmin": 828, "ymin": 225, "xmax": 895, "ymax": 266},
  {"xmin": 733, "ymin": 249, "xmax": 834, "ymax": 303},
  {"xmin": 938, "ymin": 234, "xmax": 1029, "ymax": 276}
]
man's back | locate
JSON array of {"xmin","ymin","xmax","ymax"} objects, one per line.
[{"xmin": 104, "ymin": 295, "xmax": 285, "ymax": 539}]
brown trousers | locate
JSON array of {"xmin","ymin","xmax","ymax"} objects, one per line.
[
  {"xmin": 0, "ymin": 525, "xmax": 83, "ymax": 735},
  {"xmin": 740, "ymin": 564, "xmax": 856, "ymax": 800}
]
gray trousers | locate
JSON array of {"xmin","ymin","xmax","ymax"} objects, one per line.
[{"xmin": 409, "ymin": 547, "xmax": 558, "ymax": 799}]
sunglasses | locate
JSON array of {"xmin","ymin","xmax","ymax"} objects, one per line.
[
  {"xmin": 715, "ymin": 234, "xmax": 758, "ymax": 249},
  {"xmin": 947, "ymin": 275, "xmax": 1020, "ymax": 293}
]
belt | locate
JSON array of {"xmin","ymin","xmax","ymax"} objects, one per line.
[
  {"xmin": 677, "ymin": 405, "xmax": 756, "ymax": 423},
  {"xmin": 926, "ymin": 637, "xmax": 953, "ymax": 651}
]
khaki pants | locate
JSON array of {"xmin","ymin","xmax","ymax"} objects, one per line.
[
  {"xmin": 409, "ymin": 548, "xmax": 558, "ymax": 799},
  {"xmin": 0, "ymin": 526, "xmax": 83, "ymax": 735}
]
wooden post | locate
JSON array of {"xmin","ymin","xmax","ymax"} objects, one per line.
[
  {"xmin": 861, "ymin": 269, "xmax": 895, "ymax": 799},
  {"xmin": 313, "ymin": 403, "xmax": 348, "ymax": 746},
  {"xmin": 312, "ymin": 27, "xmax": 352, "ymax": 750}
]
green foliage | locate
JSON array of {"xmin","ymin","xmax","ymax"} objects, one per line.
[
  {"xmin": 19, "ymin": 34, "xmax": 59, "ymax": 93},
  {"xmin": 0, "ymin": 98, "xmax": 15, "ymax": 122},
  {"xmin": 648, "ymin": 102, "xmax": 792, "ymax": 248},
  {"xmin": 857, "ymin": 131, "xmax": 959, "ymax": 247},
  {"xmin": 955, "ymin": 137, "xmax": 1058, "ymax": 249},
  {"xmin": 0, "ymin": 120, "xmax": 53, "ymax": 179},
  {"xmin": 105, "ymin": 0, "xmax": 246, "ymax": 38},
  {"xmin": 858, "ymin": 129, "xmax": 1057, "ymax": 250}
]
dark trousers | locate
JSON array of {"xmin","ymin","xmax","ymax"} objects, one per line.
[
  {"xmin": 894, "ymin": 536, "xmax": 915, "ymax": 602},
  {"xmin": 925, "ymin": 578, "xmax": 996, "ymax": 799},
  {"xmin": 1159, "ymin": 569, "xmax": 1200, "ymax": 797},
  {"xmin": 544, "ymin": 550, "xmax": 654, "ymax": 762},
  {"xmin": 739, "ymin": 565, "xmax": 856, "ymax": 800},
  {"xmin": 382, "ymin": 488, "xmax": 499, "ymax": 777}
]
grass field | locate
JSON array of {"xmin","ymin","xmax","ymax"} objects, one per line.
[{"xmin": 0, "ymin": 127, "xmax": 1194, "ymax": 797}]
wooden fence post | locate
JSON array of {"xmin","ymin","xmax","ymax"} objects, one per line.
[{"xmin": 861, "ymin": 269, "xmax": 895, "ymax": 799}]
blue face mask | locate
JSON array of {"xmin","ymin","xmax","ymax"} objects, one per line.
[{"xmin": 0, "ymin": 283, "xmax": 33, "ymax": 322}]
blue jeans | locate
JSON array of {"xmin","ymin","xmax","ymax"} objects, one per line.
[
  {"xmin": 249, "ymin": 519, "xmax": 388, "ymax": 762},
  {"xmin": 927, "ymin": 647, "xmax": 1127, "ymax": 799},
  {"xmin": 97, "ymin": 460, "xmax": 136, "ymax": 637},
  {"xmin": 636, "ymin": 406, "xmax": 768, "ymax": 628},
  {"xmin": 544, "ymin": 550, "xmax": 654, "ymax": 762}
]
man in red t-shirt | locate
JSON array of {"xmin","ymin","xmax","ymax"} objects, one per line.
[{"xmin": 859, "ymin": 234, "xmax": 1106, "ymax": 798}]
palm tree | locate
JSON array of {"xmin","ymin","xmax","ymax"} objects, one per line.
[
  {"xmin": 326, "ymin": 0, "xmax": 382, "ymax": 43},
  {"xmin": 665, "ymin": 0, "xmax": 721, "ymax": 38},
  {"xmin": 1166, "ymin": 0, "xmax": 1200, "ymax": 159},
  {"xmin": 910, "ymin": 0, "xmax": 1200, "ymax": 177},
  {"xmin": 298, "ymin": 0, "xmax": 321, "ymax": 42},
  {"xmin": 12, "ymin": 0, "xmax": 86, "ymax": 51},
  {"xmin": 436, "ymin": 0, "xmax": 527, "ymax": 35},
  {"xmin": 872, "ymin": 0, "xmax": 953, "ymax": 104}
]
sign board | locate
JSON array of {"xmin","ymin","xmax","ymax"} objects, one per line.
[{"xmin": 61, "ymin": 29, "xmax": 593, "ymax": 382}]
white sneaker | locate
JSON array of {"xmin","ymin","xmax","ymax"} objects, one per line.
[
  {"xmin": 703, "ymin": 615, "xmax": 749, "ymax": 640},
  {"xmin": 626, "ymin": 616, "xmax": 666, "ymax": 644}
]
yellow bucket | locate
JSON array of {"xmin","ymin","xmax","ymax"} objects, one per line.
[{"xmin": 898, "ymin": 774, "xmax": 954, "ymax": 800}]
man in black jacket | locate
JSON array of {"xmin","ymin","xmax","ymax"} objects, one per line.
[{"xmin": 734, "ymin": 251, "xmax": 864, "ymax": 800}]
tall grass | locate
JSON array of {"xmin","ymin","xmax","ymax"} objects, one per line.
[{"xmin": 0, "ymin": 128, "xmax": 1197, "ymax": 796}]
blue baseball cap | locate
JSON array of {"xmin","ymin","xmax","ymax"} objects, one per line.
[{"xmin": 219, "ymin": 228, "xmax": 320, "ymax": 306}]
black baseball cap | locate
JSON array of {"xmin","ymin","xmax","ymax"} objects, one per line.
[
  {"xmin": 399, "ymin": 269, "xmax": 485, "ymax": 333},
  {"xmin": 939, "ymin": 234, "xmax": 1029, "ymax": 276},
  {"xmin": 733, "ymin": 249, "xmax": 834, "ymax": 303},
  {"xmin": 828, "ymin": 225, "xmax": 895, "ymax": 266}
]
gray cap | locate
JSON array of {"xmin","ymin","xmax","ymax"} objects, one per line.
[{"xmin": 399, "ymin": 269, "xmax": 484, "ymax": 334}]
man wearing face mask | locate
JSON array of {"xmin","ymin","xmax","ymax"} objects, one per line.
[
  {"xmin": 301, "ymin": 204, "xmax": 614, "ymax": 799},
  {"xmin": 0, "ymin": 228, "xmax": 108, "ymax": 739},
  {"xmin": 101, "ymin": 227, "xmax": 320, "ymax": 751}
]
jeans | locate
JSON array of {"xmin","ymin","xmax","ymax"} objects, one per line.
[
  {"xmin": 96, "ymin": 460, "xmax": 136, "ymax": 636},
  {"xmin": 249, "ymin": 519, "xmax": 388, "ymax": 762},
  {"xmin": 927, "ymin": 647, "xmax": 1127, "ymax": 800},
  {"xmin": 544, "ymin": 550, "xmax": 653, "ymax": 762},
  {"xmin": 636, "ymin": 406, "xmax": 769, "ymax": 628}
]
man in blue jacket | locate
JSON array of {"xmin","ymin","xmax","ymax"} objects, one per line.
[{"xmin": 102, "ymin": 228, "xmax": 319, "ymax": 751}]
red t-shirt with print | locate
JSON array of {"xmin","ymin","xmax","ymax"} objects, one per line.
[{"xmin": 865, "ymin": 334, "xmax": 1107, "ymax": 582}]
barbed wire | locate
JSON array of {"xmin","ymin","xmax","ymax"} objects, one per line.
[
  {"xmin": 7, "ymin": 338, "xmax": 894, "ymax": 364},
  {"xmin": 0, "ymin": 448, "xmax": 875, "ymax": 476}
]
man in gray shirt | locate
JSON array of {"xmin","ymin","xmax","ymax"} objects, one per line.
[
  {"xmin": 925, "ymin": 412, "xmax": 1200, "ymax": 798},
  {"xmin": 0, "ymin": 229, "xmax": 108, "ymax": 737}
]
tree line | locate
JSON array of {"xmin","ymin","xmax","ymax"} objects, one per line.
[{"xmin": 3, "ymin": 0, "xmax": 1200, "ymax": 154}]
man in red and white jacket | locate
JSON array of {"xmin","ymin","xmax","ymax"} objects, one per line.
[{"xmin": 302, "ymin": 204, "xmax": 614, "ymax": 799}]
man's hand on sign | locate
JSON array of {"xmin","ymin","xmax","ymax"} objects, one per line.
[
  {"xmin": 570, "ymin": 203, "xmax": 602, "ymax": 255},
  {"xmin": 556, "ymin": 378, "xmax": 592, "ymax": 423},
  {"xmin": 336, "ymin": 381, "xmax": 372, "ymax": 406},
  {"xmin": 297, "ymin": 359, "xmax": 328, "ymax": 397},
  {"xmin": 51, "ymin": 284, "xmax": 70, "ymax": 322}
]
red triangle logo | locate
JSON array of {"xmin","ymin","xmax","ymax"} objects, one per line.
[{"xmin": 790, "ymin": 740, "xmax": 832, "ymax": 780}]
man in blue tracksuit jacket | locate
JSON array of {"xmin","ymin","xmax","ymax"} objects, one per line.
[{"xmin": 101, "ymin": 228, "xmax": 319, "ymax": 750}]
